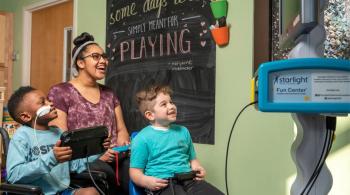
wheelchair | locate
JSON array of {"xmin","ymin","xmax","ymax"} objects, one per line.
[
  {"xmin": 129, "ymin": 181, "xmax": 145, "ymax": 195},
  {"xmin": 0, "ymin": 127, "xmax": 109, "ymax": 195}
]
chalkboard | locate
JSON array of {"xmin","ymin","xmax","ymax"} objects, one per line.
[{"xmin": 106, "ymin": 0, "xmax": 216, "ymax": 144}]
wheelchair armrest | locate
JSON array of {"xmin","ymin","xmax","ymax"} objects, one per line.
[
  {"xmin": 129, "ymin": 180, "xmax": 146, "ymax": 195},
  {"xmin": 71, "ymin": 170, "xmax": 107, "ymax": 181},
  {"xmin": 0, "ymin": 183, "xmax": 43, "ymax": 195}
]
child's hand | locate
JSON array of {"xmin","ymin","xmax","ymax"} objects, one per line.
[
  {"xmin": 99, "ymin": 149, "xmax": 116, "ymax": 163},
  {"xmin": 190, "ymin": 159, "xmax": 206, "ymax": 180},
  {"xmin": 103, "ymin": 136, "xmax": 111, "ymax": 149},
  {"xmin": 143, "ymin": 176, "xmax": 168, "ymax": 191},
  {"xmin": 192, "ymin": 166, "xmax": 206, "ymax": 180},
  {"xmin": 53, "ymin": 140, "xmax": 72, "ymax": 163}
]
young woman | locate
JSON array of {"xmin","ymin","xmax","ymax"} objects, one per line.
[{"xmin": 48, "ymin": 32, "xmax": 130, "ymax": 194}]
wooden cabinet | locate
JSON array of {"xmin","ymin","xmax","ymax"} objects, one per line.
[
  {"xmin": 0, "ymin": 12, "xmax": 12, "ymax": 182},
  {"xmin": 0, "ymin": 12, "xmax": 13, "ymax": 106}
]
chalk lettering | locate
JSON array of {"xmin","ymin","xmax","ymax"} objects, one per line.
[
  {"xmin": 174, "ymin": 0, "xmax": 186, "ymax": 5},
  {"xmin": 128, "ymin": 23, "xmax": 146, "ymax": 35},
  {"xmin": 119, "ymin": 29, "xmax": 191, "ymax": 62},
  {"xmin": 109, "ymin": 3, "xmax": 137, "ymax": 24},
  {"xmin": 143, "ymin": 0, "xmax": 167, "ymax": 18},
  {"xmin": 148, "ymin": 15, "xmax": 179, "ymax": 31}
]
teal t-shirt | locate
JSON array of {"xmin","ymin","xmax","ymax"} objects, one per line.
[{"xmin": 130, "ymin": 124, "xmax": 196, "ymax": 179}]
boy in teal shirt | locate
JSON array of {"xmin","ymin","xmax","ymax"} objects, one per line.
[
  {"xmin": 6, "ymin": 86, "xmax": 102, "ymax": 195},
  {"xmin": 130, "ymin": 85, "xmax": 223, "ymax": 195}
]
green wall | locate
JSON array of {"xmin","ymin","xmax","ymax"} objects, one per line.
[
  {"xmin": 76, "ymin": 1, "xmax": 296, "ymax": 194},
  {"xmin": 75, "ymin": 0, "xmax": 106, "ymax": 48},
  {"xmin": 1, "ymin": 0, "xmax": 349, "ymax": 195}
]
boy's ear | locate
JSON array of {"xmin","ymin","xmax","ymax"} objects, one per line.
[
  {"xmin": 19, "ymin": 112, "xmax": 32, "ymax": 124},
  {"xmin": 144, "ymin": 110, "xmax": 154, "ymax": 121}
]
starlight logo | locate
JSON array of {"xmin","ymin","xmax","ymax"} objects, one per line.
[
  {"xmin": 273, "ymin": 75, "xmax": 308, "ymax": 85},
  {"xmin": 273, "ymin": 75, "xmax": 280, "ymax": 85}
]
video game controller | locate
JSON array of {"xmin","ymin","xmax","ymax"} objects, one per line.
[
  {"xmin": 112, "ymin": 145, "xmax": 130, "ymax": 153},
  {"xmin": 174, "ymin": 170, "xmax": 200, "ymax": 181}
]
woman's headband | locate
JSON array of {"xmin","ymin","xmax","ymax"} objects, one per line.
[
  {"xmin": 71, "ymin": 41, "xmax": 96, "ymax": 77},
  {"xmin": 71, "ymin": 41, "xmax": 96, "ymax": 66}
]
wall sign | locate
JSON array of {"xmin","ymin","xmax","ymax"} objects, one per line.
[
  {"xmin": 269, "ymin": 69, "xmax": 350, "ymax": 103},
  {"xmin": 257, "ymin": 58, "xmax": 350, "ymax": 113},
  {"xmin": 106, "ymin": 0, "xmax": 216, "ymax": 144}
]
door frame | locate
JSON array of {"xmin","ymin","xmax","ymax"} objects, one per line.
[{"xmin": 22, "ymin": 0, "xmax": 76, "ymax": 85}]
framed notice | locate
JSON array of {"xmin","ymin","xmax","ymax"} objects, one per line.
[{"xmin": 106, "ymin": 0, "xmax": 216, "ymax": 144}]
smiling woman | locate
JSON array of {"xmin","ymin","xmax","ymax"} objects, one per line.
[{"xmin": 47, "ymin": 32, "xmax": 131, "ymax": 194}]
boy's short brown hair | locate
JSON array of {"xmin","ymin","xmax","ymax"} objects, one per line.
[{"xmin": 135, "ymin": 85, "xmax": 173, "ymax": 115}]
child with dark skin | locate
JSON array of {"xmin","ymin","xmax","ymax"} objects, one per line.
[{"xmin": 6, "ymin": 86, "xmax": 109, "ymax": 195}]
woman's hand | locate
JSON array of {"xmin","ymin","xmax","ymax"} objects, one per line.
[
  {"xmin": 99, "ymin": 148, "xmax": 116, "ymax": 163},
  {"xmin": 116, "ymin": 130, "xmax": 130, "ymax": 146},
  {"xmin": 114, "ymin": 105, "xmax": 130, "ymax": 146},
  {"xmin": 102, "ymin": 136, "xmax": 111, "ymax": 149}
]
